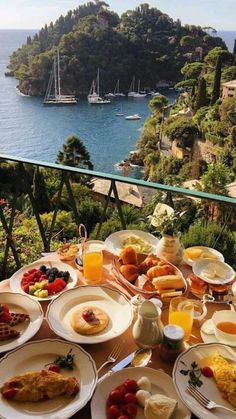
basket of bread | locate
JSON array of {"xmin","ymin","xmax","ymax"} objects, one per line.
[
  {"xmin": 113, "ymin": 246, "xmax": 187, "ymax": 300},
  {"xmin": 57, "ymin": 243, "xmax": 78, "ymax": 262}
]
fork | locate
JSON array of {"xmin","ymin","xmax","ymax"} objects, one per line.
[
  {"xmin": 187, "ymin": 383, "xmax": 236, "ymax": 415},
  {"xmin": 97, "ymin": 341, "xmax": 123, "ymax": 373}
]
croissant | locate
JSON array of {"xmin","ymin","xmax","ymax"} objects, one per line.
[
  {"xmin": 120, "ymin": 264, "xmax": 139, "ymax": 282},
  {"xmin": 119, "ymin": 246, "xmax": 137, "ymax": 265},
  {"xmin": 139, "ymin": 255, "xmax": 160, "ymax": 274},
  {"xmin": 147, "ymin": 264, "xmax": 176, "ymax": 280}
]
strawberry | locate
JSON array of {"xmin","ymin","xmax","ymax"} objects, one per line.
[
  {"xmin": 46, "ymin": 282, "xmax": 57, "ymax": 295},
  {"xmin": 0, "ymin": 304, "xmax": 11, "ymax": 323},
  {"xmin": 23, "ymin": 284, "xmax": 30, "ymax": 294},
  {"xmin": 54, "ymin": 278, "xmax": 66, "ymax": 290}
]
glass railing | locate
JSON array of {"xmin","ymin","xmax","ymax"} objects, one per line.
[{"xmin": 1, "ymin": 153, "xmax": 236, "ymax": 280}]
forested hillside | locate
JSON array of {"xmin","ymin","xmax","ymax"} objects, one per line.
[{"xmin": 7, "ymin": 1, "xmax": 226, "ymax": 96}]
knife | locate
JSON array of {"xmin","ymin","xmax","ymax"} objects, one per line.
[{"xmin": 97, "ymin": 351, "xmax": 136, "ymax": 384}]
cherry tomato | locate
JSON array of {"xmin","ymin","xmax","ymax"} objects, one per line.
[
  {"xmin": 115, "ymin": 384, "xmax": 127, "ymax": 397},
  {"xmin": 201, "ymin": 366, "xmax": 214, "ymax": 377},
  {"xmin": 123, "ymin": 393, "xmax": 137, "ymax": 404},
  {"xmin": 107, "ymin": 404, "xmax": 121, "ymax": 419},
  {"xmin": 123, "ymin": 379, "xmax": 138, "ymax": 394},
  {"xmin": 107, "ymin": 389, "xmax": 123, "ymax": 406},
  {"xmin": 122, "ymin": 403, "xmax": 138, "ymax": 418},
  {"xmin": 48, "ymin": 363, "xmax": 60, "ymax": 373}
]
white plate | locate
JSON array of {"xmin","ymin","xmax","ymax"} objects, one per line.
[
  {"xmin": 173, "ymin": 342, "xmax": 236, "ymax": 419},
  {"xmin": 0, "ymin": 339, "xmax": 97, "ymax": 419},
  {"xmin": 46, "ymin": 285, "xmax": 133, "ymax": 344},
  {"xmin": 193, "ymin": 258, "xmax": 235, "ymax": 285},
  {"xmin": 0, "ymin": 293, "xmax": 43, "ymax": 354},
  {"xmin": 200, "ymin": 319, "xmax": 236, "ymax": 347},
  {"xmin": 105, "ymin": 230, "xmax": 159, "ymax": 256},
  {"xmin": 183, "ymin": 246, "xmax": 224, "ymax": 267},
  {"xmin": 91, "ymin": 367, "xmax": 191, "ymax": 419},
  {"xmin": 9, "ymin": 260, "xmax": 78, "ymax": 301}
]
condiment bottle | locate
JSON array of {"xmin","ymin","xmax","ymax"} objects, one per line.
[{"xmin": 159, "ymin": 324, "xmax": 184, "ymax": 362}]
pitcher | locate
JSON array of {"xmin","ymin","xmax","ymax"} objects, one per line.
[
  {"xmin": 132, "ymin": 300, "xmax": 163, "ymax": 348},
  {"xmin": 156, "ymin": 234, "xmax": 184, "ymax": 265}
]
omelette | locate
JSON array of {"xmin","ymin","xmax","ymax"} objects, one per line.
[
  {"xmin": 208, "ymin": 353, "xmax": 236, "ymax": 408},
  {"xmin": 0, "ymin": 370, "xmax": 79, "ymax": 402}
]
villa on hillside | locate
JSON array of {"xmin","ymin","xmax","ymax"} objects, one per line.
[{"xmin": 222, "ymin": 79, "xmax": 236, "ymax": 99}]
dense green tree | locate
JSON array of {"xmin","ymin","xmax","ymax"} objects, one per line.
[
  {"xmin": 32, "ymin": 167, "xmax": 51, "ymax": 213},
  {"xmin": 164, "ymin": 116, "xmax": 200, "ymax": 148},
  {"xmin": 198, "ymin": 163, "xmax": 233, "ymax": 195},
  {"xmin": 211, "ymin": 55, "xmax": 222, "ymax": 105},
  {"xmin": 195, "ymin": 77, "xmax": 208, "ymax": 111},
  {"xmin": 181, "ymin": 62, "xmax": 204, "ymax": 79},
  {"xmin": 149, "ymin": 95, "xmax": 168, "ymax": 114},
  {"xmin": 174, "ymin": 79, "xmax": 197, "ymax": 89},
  {"xmin": 56, "ymin": 134, "xmax": 93, "ymax": 169}
]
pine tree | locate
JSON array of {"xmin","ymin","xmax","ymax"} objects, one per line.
[
  {"xmin": 32, "ymin": 167, "xmax": 51, "ymax": 214},
  {"xmin": 211, "ymin": 55, "xmax": 222, "ymax": 105},
  {"xmin": 195, "ymin": 77, "xmax": 208, "ymax": 112},
  {"xmin": 56, "ymin": 134, "xmax": 93, "ymax": 170},
  {"xmin": 233, "ymin": 39, "xmax": 236, "ymax": 64}
]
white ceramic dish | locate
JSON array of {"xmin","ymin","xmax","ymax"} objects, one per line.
[
  {"xmin": 105, "ymin": 229, "xmax": 159, "ymax": 256},
  {"xmin": 46, "ymin": 285, "xmax": 133, "ymax": 344},
  {"xmin": 0, "ymin": 339, "xmax": 97, "ymax": 419},
  {"xmin": 0, "ymin": 292, "xmax": 43, "ymax": 354},
  {"xmin": 173, "ymin": 342, "xmax": 236, "ymax": 419},
  {"xmin": 91, "ymin": 367, "xmax": 191, "ymax": 419},
  {"xmin": 183, "ymin": 246, "xmax": 224, "ymax": 267},
  {"xmin": 9, "ymin": 260, "xmax": 78, "ymax": 301},
  {"xmin": 193, "ymin": 258, "xmax": 235, "ymax": 285},
  {"xmin": 201, "ymin": 317, "xmax": 236, "ymax": 347}
]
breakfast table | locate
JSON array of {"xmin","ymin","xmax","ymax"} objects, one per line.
[{"xmin": 0, "ymin": 250, "xmax": 235, "ymax": 419}]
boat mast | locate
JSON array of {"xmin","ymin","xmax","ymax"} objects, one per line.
[
  {"xmin": 97, "ymin": 68, "xmax": 100, "ymax": 97},
  {"xmin": 133, "ymin": 75, "xmax": 135, "ymax": 92},
  {"xmin": 53, "ymin": 54, "xmax": 57, "ymax": 97},
  {"xmin": 137, "ymin": 80, "xmax": 140, "ymax": 94},
  {"xmin": 57, "ymin": 48, "xmax": 61, "ymax": 98},
  {"xmin": 117, "ymin": 80, "xmax": 119, "ymax": 94}
]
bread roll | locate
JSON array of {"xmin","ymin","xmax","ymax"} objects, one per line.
[
  {"xmin": 152, "ymin": 275, "xmax": 184, "ymax": 290},
  {"xmin": 119, "ymin": 246, "xmax": 137, "ymax": 265},
  {"xmin": 139, "ymin": 255, "xmax": 160, "ymax": 274},
  {"xmin": 120, "ymin": 264, "xmax": 139, "ymax": 282},
  {"xmin": 147, "ymin": 264, "xmax": 175, "ymax": 280}
]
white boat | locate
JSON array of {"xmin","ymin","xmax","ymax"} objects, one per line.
[
  {"xmin": 114, "ymin": 80, "xmax": 125, "ymax": 97},
  {"xmin": 133, "ymin": 80, "xmax": 147, "ymax": 98},
  {"xmin": 128, "ymin": 76, "xmax": 136, "ymax": 97},
  {"xmin": 150, "ymin": 91, "xmax": 161, "ymax": 97},
  {"xmin": 88, "ymin": 69, "xmax": 111, "ymax": 104},
  {"xmin": 44, "ymin": 49, "xmax": 77, "ymax": 105},
  {"xmin": 125, "ymin": 114, "xmax": 141, "ymax": 120}
]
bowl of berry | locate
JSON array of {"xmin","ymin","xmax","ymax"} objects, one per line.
[{"xmin": 9, "ymin": 261, "xmax": 78, "ymax": 301}]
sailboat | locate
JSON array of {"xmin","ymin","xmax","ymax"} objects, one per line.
[
  {"xmin": 44, "ymin": 49, "xmax": 77, "ymax": 105},
  {"xmin": 128, "ymin": 76, "xmax": 136, "ymax": 97},
  {"xmin": 133, "ymin": 80, "xmax": 147, "ymax": 98},
  {"xmin": 114, "ymin": 80, "xmax": 125, "ymax": 97},
  {"xmin": 88, "ymin": 69, "xmax": 111, "ymax": 104}
]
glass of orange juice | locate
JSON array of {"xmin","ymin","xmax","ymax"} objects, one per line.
[
  {"xmin": 83, "ymin": 241, "xmax": 104, "ymax": 284},
  {"xmin": 168, "ymin": 297, "xmax": 194, "ymax": 341}
]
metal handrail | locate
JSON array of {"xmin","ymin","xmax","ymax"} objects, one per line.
[{"xmin": 1, "ymin": 153, "xmax": 236, "ymax": 205}]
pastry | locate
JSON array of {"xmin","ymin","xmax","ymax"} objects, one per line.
[
  {"xmin": 119, "ymin": 246, "xmax": 137, "ymax": 265},
  {"xmin": 139, "ymin": 256, "xmax": 160, "ymax": 274},
  {"xmin": 71, "ymin": 305, "xmax": 109, "ymax": 335},
  {"xmin": 120, "ymin": 264, "xmax": 139, "ymax": 282},
  {"xmin": 152, "ymin": 275, "xmax": 184, "ymax": 290},
  {"xmin": 0, "ymin": 370, "xmax": 79, "ymax": 401},
  {"xmin": 144, "ymin": 394, "xmax": 178, "ymax": 419},
  {"xmin": 0, "ymin": 323, "xmax": 20, "ymax": 341},
  {"xmin": 147, "ymin": 264, "xmax": 175, "ymax": 280}
]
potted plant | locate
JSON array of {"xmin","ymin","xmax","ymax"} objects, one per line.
[{"xmin": 151, "ymin": 210, "xmax": 186, "ymax": 265}]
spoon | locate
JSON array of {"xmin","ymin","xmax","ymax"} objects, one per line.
[{"xmin": 131, "ymin": 348, "xmax": 152, "ymax": 367}]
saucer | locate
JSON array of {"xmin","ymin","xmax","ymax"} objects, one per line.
[{"xmin": 200, "ymin": 318, "xmax": 236, "ymax": 347}]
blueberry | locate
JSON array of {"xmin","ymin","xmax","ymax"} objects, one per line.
[{"xmin": 40, "ymin": 265, "xmax": 47, "ymax": 273}]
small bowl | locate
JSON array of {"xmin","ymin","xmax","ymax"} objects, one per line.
[{"xmin": 212, "ymin": 310, "xmax": 236, "ymax": 345}]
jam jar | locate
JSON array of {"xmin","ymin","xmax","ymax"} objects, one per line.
[{"xmin": 159, "ymin": 324, "xmax": 184, "ymax": 362}]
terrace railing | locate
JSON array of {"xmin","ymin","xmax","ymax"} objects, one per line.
[{"xmin": 1, "ymin": 153, "xmax": 236, "ymax": 279}]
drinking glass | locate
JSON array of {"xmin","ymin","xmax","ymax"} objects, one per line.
[
  {"xmin": 168, "ymin": 297, "xmax": 194, "ymax": 341},
  {"xmin": 83, "ymin": 240, "xmax": 104, "ymax": 284}
]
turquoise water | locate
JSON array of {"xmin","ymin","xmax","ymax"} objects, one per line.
[{"xmin": 0, "ymin": 29, "xmax": 235, "ymax": 177}]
